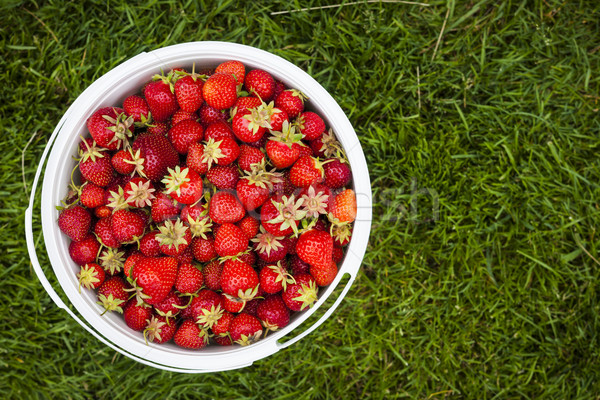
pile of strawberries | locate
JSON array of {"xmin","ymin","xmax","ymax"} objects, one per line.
[{"xmin": 57, "ymin": 60, "xmax": 357, "ymax": 349}]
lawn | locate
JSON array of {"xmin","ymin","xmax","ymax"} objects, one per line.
[{"xmin": 2, "ymin": 0, "xmax": 600, "ymax": 398}]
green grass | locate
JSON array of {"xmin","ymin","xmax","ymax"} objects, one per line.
[{"xmin": 2, "ymin": 0, "xmax": 600, "ymax": 398}]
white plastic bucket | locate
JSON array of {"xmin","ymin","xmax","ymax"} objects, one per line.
[{"xmin": 25, "ymin": 41, "xmax": 372, "ymax": 373}]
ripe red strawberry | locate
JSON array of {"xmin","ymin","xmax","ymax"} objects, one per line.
[
  {"xmin": 87, "ymin": 107, "xmax": 134, "ymax": 151},
  {"xmin": 207, "ymin": 164, "xmax": 239, "ymax": 190},
  {"xmin": 175, "ymin": 244, "xmax": 194, "ymax": 265},
  {"xmin": 154, "ymin": 289, "xmax": 186, "ymax": 320},
  {"xmin": 266, "ymin": 107, "xmax": 289, "ymax": 132},
  {"xmin": 257, "ymin": 294, "xmax": 290, "ymax": 331},
  {"xmin": 143, "ymin": 78, "xmax": 178, "ymax": 123},
  {"xmin": 331, "ymin": 189, "xmax": 357, "ymax": 223},
  {"xmin": 167, "ymin": 119, "xmax": 204, "ymax": 154},
  {"xmin": 150, "ymin": 191, "xmax": 181, "ymax": 223},
  {"xmin": 232, "ymin": 108, "xmax": 268, "ymax": 143},
  {"xmin": 259, "ymin": 262, "xmax": 294, "ymax": 294},
  {"xmin": 131, "ymin": 256, "xmax": 178, "ymax": 305},
  {"xmin": 299, "ymin": 184, "xmax": 332, "ymax": 219},
  {"xmin": 202, "ymin": 259, "xmax": 223, "ymax": 291},
  {"xmin": 289, "ymin": 156, "xmax": 327, "ymax": 188},
  {"xmin": 211, "ymin": 310, "xmax": 234, "ymax": 340},
  {"xmin": 144, "ymin": 314, "xmax": 176, "ymax": 344},
  {"xmin": 229, "ymin": 312, "xmax": 263, "ymax": 346},
  {"xmin": 202, "ymin": 72, "xmax": 238, "ymax": 110},
  {"xmin": 324, "ymin": 159, "xmax": 352, "ymax": 188},
  {"xmin": 123, "ymin": 299, "xmax": 153, "ymax": 331},
  {"xmin": 275, "ymin": 89, "xmax": 306, "ymax": 119},
  {"xmin": 97, "ymin": 275, "xmax": 129, "ymax": 314},
  {"xmin": 216, "ymin": 60, "xmax": 246, "ymax": 84},
  {"xmin": 296, "ymin": 229, "xmax": 333, "ymax": 270},
  {"xmin": 220, "ymin": 259, "xmax": 259, "ymax": 302},
  {"xmin": 188, "ymin": 289, "xmax": 224, "ymax": 328},
  {"xmin": 310, "ymin": 261, "xmax": 338, "ymax": 287},
  {"xmin": 174, "ymin": 319, "xmax": 210, "ymax": 349},
  {"xmin": 297, "ymin": 111, "xmax": 326, "ymax": 141},
  {"xmin": 332, "ymin": 245, "xmax": 344, "ymax": 262},
  {"xmin": 206, "ymin": 136, "xmax": 241, "ymax": 167},
  {"xmin": 266, "ymin": 140, "xmax": 302, "ymax": 169},
  {"xmin": 110, "ymin": 209, "xmax": 146, "ymax": 244},
  {"xmin": 124, "ymin": 251, "xmax": 144, "ymax": 277},
  {"xmin": 109, "ymin": 149, "xmax": 134, "ymax": 176},
  {"xmin": 186, "ymin": 142, "xmax": 209, "ymax": 175},
  {"xmin": 98, "ymin": 247, "xmax": 126, "ymax": 275},
  {"xmin": 238, "ymin": 145, "xmax": 265, "ymax": 172},
  {"xmin": 80, "ymin": 183, "xmax": 106, "ymax": 209},
  {"xmin": 233, "ymin": 96, "xmax": 262, "ymax": 114},
  {"xmin": 175, "ymin": 262, "xmax": 204, "ymax": 294},
  {"xmin": 191, "ymin": 235, "xmax": 217, "ymax": 262},
  {"xmin": 94, "ymin": 217, "xmax": 120, "ymax": 248},
  {"xmin": 69, "ymin": 233, "xmax": 101, "ymax": 265},
  {"xmin": 260, "ymin": 194, "xmax": 306, "ymax": 237},
  {"xmin": 208, "ymin": 191, "xmax": 245, "ymax": 224},
  {"xmin": 58, "ymin": 205, "xmax": 91, "ymax": 242},
  {"xmin": 213, "ymin": 223, "xmax": 248, "ymax": 257},
  {"xmin": 123, "ymin": 177, "xmax": 156, "ymax": 208},
  {"xmin": 204, "ymin": 120, "xmax": 236, "ymax": 142},
  {"xmin": 77, "ymin": 263, "xmax": 105, "ymax": 291},
  {"xmin": 281, "ymin": 273, "xmax": 318, "ymax": 311},
  {"xmin": 147, "ymin": 121, "xmax": 169, "ymax": 135},
  {"xmin": 131, "ymin": 133, "xmax": 180, "ymax": 181},
  {"xmin": 94, "ymin": 205, "xmax": 111, "ymax": 219},
  {"xmin": 253, "ymin": 227, "xmax": 288, "ymax": 263},
  {"xmin": 270, "ymin": 169, "xmax": 296, "ymax": 198},
  {"xmin": 79, "ymin": 153, "xmax": 114, "ymax": 187},
  {"xmin": 162, "ymin": 166, "xmax": 203, "ymax": 205},
  {"xmin": 174, "ymin": 74, "xmax": 204, "ymax": 112},
  {"xmin": 156, "ymin": 218, "xmax": 192, "ymax": 257},
  {"xmin": 170, "ymin": 110, "xmax": 198, "ymax": 126},
  {"xmin": 198, "ymin": 103, "xmax": 228, "ymax": 126},
  {"xmin": 244, "ymin": 69, "xmax": 275, "ymax": 100},
  {"xmin": 123, "ymin": 95, "xmax": 151, "ymax": 124},
  {"xmin": 237, "ymin": 216, "xmax": 260, "ymax": 239}
]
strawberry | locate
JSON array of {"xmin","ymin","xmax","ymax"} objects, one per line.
[
  {"xmin": 182, "ymin": 205, "xmax": 213, "ymax": 239},
  {"xmin": 162, "ymin": 166, "xmax": 203, "ymax": 205},
  {"xmin": 211, "ymin": 310, "xmax": 234, "ymax": 339},
  {"xmin": 68, "ymin": 233, "xmax": 101, "ymax": 265},
  {"xmin": 153, "ymin": 289, "xmax": 186, "ymax": 320},
  {"xmin": 208, "ymin": 191, "xmax": 245, "ymax": 224},
  {"xmin": 232, "ymin": 108, "xmax": 268, "ymax": 143},
  {"xmin": 131, "ymin": 256, "xmax": 178, "ymax": 305},
  {"xmin": 87, "ymin": 107, "xmax": 134, "ymax": 151},
  {"xmin": 324, "ymin": 159, "xmax": 352, "ymax": 189},
  {"xmin": 229, "ymin": 313, "xmax": 263, "ymax": 346},
  {"xmin": 131, "ymin": 133, "xmax": 180, "ymax": 181},
  {"xmin": 174, "ymin": 319, "xmax": 210, "ymax": 349},
  {"xmin": 265, "ymin": 122, "xmax": 304, "ymax": 169},
  {"xmin": 77, "ymin": 263, "xmax": 105, "ymax": 291},
  {"xmin": 297, "ymin": 111, "xmax": 326, "ymax": 141},
  {"xmin": 175, "ymin": 244, "xmax": 194, "ymax": 265},
  {"xmin": 207, "ymin": 164, "xmax": 239, "ymax": 190},
  {"xmin": 123, "ymin": 299, "xmax": 153, "ymax": 331},
  {"xmin": 94, "ymin": 205, "xmax": 111, "ymax": 219},
  {"xmin": 310, "ymin": 261, "xmax": 338, "ymax": 287},
  {"xmin": 233, "ymin": 96, "xmax": 262, "ymax": 115},
  {"xmin": 259, "ymin": 262, "xmax": 295, "ymax": 294},
  {"xmin": 167, "ymin": 119, "xmax": 204, "ymax": 154},
  {"xmin": 147, "ymin": 121, "xmax": 169, "ymax": 136},
  {"xmin": 331, "ymin": 188, "xmax": 357, "ymax": 223},
  {"xmin": 296, "ymin": 229, "xmax": 333, "ymax": 270},
  {"xmin": 270, "ymin": 169, "xmax": 296, "ymax": 198},
  {"xmin": 156, "ymin": 218, "xmax": 192, "ymax": 256},
  {"xmin": 202, "ymin": 72, "xmax": 238, "ymax": 110},
  {"xmin": 202, "ymin": 259, "xmax": 223, "ymax": 291},
  {"xmin": 309, "ymin": 129, "xmax": 343, "ymax": 159},
  {"xmin": 175, "ymin": 262, "xmax": 204, "ymax": 294},
  {"xmin": 80, "ymin": 183, "xmax": 106, "ymax": 209},
  {"xmin": 299, "ymin": 184, "xmax": 332, "ymax": 219},
  {"xmin": 186, "ymin": 142, "xmax": 209, "ymax": 175},
  {"xmin": 332, "ymin": 245, "xmax": 344, "ymax": 262},
  {"xmin": 94, "ymin": 217, "xmax": 120, "ymax": 249},
  {"xmin": 124, "ymin": 251, "xmax": 144, "ymax": 277},
  {"xmin": 271, "ymin": 80, "xmax": 286, "ymax": 101},
  {"xmin": 204, "ymin": 120, "xmax": 236, "ymax": 142},
  {"xmin": 238, "ymin": 145, "xmax": 265, "ymax": 172},
  {"xmin": 123, "ymin": 177, "xmax": 156, "ymax": 208},
  {"xmin": 110, "ymin": 209, "xmax": 146, "ymax": 244},
  {"xmin": 123, "ymin": 95, "xmax": 151, "ymax": 124},
  {"xmin": 198, "ymin": 103, "xmax": 228, "ymax": 126},
  {"xmin": 289, "ymin": 254, "xmax": 311, "ymax": 276},
  {"xmin": 216, "ymin": 60, "xmax": 246, "ymax": 85},
  {"xmin": 79, "ymin": 152, "xmax": 114, "ymax": 187},
  {"xmin": 213, "ymin": 223, "xmax": 248, "ymax": 257},
  {"xmin": 261, "ymin": 194, "xmax": 306, "ymax": 237},
  {"xmin": 144, "ymin": 314, "xmax": 176, "ymax": 344},
  {"xmin": 252, "ymin": 227, "xmax": 288, "ymax": 263},
  {"xmin": 330, "ymin": 216, "xmax": 352, "ymax": 247},
  {"xmin": 257, "ymin": 294, "xmax": 290, "ymax": 331},
  {"xmin": 150, "ymin": 191, "xmax": 181, "ymax": 223},
  {"xmin": 220, "ymin": 259, "xmax": 259, "ymax": 304},
  {"xmin": 289, "ymin": 156, "xmax": 327, "ymax": 188},
  {"xmin": 237, "ymin": 216, "xmax": 260, "ymax": 239},
  {"xmin": 58, "ymin": 205, "xmax": 91, "ymax": 242},
  {"xmin": 170, "ymin": 109, "xmax": 198, "ymax": 126},
  {"xmin": 275, "ymin": 89, "xmax": 306, "ymax": 119},
  {"xmin": 188, "ymin": 289, "xmax": 224, "ymax": 328},
  {"xmin": 244, "ymin": 69, "xmax": 275, "ymax": 101},
  {"xmin": 97, "ymin": 275, "xmax": 129, "ymax": 314},
  {"xmin": 206, "ymin": 136, "xmax": 241, "ymax": 167},
  {"xmin": 281, "ymin": 273, "xmax": 318, "ymax": 311},
  {"xmin": 174, "ymin": 74, "xmax": 204, "ymax": 112},
  {"xmin": 143, "ymin": 78, "xmax": 178, "ymax": 123},
  {"xmin": 191, "ymin": 235, "xmax": 217, "ymax": 262}
]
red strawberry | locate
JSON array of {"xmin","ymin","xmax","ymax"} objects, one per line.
[
  {"xmin": 202, "ymin": 259, "xmax": 223, "ymax": 291},
  {"xmin": 123, "ymin": 177, "xmax": 156, "ymax": 208},
  {"xmin": 96, "ymin": 275, "xmax": 129, "ymax": 314},
  {"xmin": 156, "ymin": 218, "xmax": 192, "ymax": 257},
  {"xmin": 191, "ymin": 235, "xmax": 217, "ymax": 262},
  {"xmin": 110, "ymin": 209, "xmax": 146, "ymax": 244},
  {"xmin": 175, "ymin": 244, "xmax": 194, "ymax": 265},
  {"xmin": 296, "ymin": 229, "xmax": 333, "ymax": 270},
  {"xmin": 208, "ymin": 191, "xmax": 245, "ymax": 224},
  {"xmin": 153, "ymin": 289, "xmax": 186, "ymax": 320},
  {"xmin": 87, "ymin": 107, "xmax": 134, "ymax": 151},
  {"xmin": 259, "ymin": 262, "xmax": 295, "ymax": 294},
  {"xmin": 188, "ymin": 289, "xmax": 224, "ymax": 328},
  {"xmin": 202, "ymin": 72, "xmax": 238, "ymax": 110},
  {"xmin": 233, "ymin": 96, "xmax": 262, "ymax": 114},
  {"xmin": 167, "ymin": 119, "xmax": 204, "ymax": 154},
  {"xmin": 260, "ymin": 194, "xmax": 306, "ymax": 237},
  {"xmin": 216, "ymin": 60, "xmax": 246, "ymax": 84},
  {"xmin": 207, "ymin": 164, "xmax": 239, "ymax": 190},
  {"xmin": 220, "ymin": 259, "xmax": 259, "ymax": 302},
  {"xmin": 131, "ymin": 256, "xmax": 178, "ymax": 305},
  {"xmin": 297, "ymin": 111, "xmax": 326, "ymax": 141},
  {"xmin": 281, "ymin": 273, "xmax": 318, "ymax": 311},
  {"xmin": 271, "ymin": 80, "xmax": 286, "ymax": 101},
  {"xmin": 324, "ymin": 159, "xmax": 352, "ymax": 189},
  {"xmin": 110, "ymin": 149, "xmax": 135, "ymax": 175},
  {"xmin": 213, "ymin": 223, "xmax": 248, "ymax": 257},
  {"xmin": 232, "ymin": 108, "xmax": 268, "ymax": 143},
  {"xmin": 143, "ymin": 78, "xmax": 178, "ymax": 123},
  {"xmin": 332, "ymin": 245, "xmax": 344, "ymax": 262},
  {"xmin": 175, "ymin": 262, "xmax": 204, "ymax": 294},
  {"xmin": 58, "ymin": 205, "xmax": 91, "ymax": 242},
  {"xmin": 253, "ymin": 227, "xmax": 288, "ymax": 263},
  {"xmin": 186, "ymin": 142, "xmax": 209, "ymax": 175},
  {"xmin": 310, "ymin": 261, "xmax": 338, "ymax": 286},
  {"xmin": 79, "ymin": 153, "xmax": 114, "ymax": 187},
  {"xmin": 174, "ymin": 319, "xmax": 210, "ymax": 349},
  {"xmin": 204, "ymin": 120, "xmax": 236, "ymax": 142},
  {"xmin": 131, "ymin": 133, "xmax": 180, "ymax": 182},
  {"xmin": 123, "ymin": 299, "xmax": 153, "ymax": 331},
  {"xmin": 331, "ymin": 189, "xmax": 357, "ymax": 223},
  {"xmin": 68, "ymin": 233, "xmax": 101, "ymax": 265},
  {"xmin": 170, "ymin": 109, "xmax": 198, "ymax": 126},
  {"xmin": 162, "ymin": 166, "xmax": 203, "ymax": 205},
  {"xmin": 144, "ymin": 314, "xmax": 176, "ymax": 344},
  {"xmin": 150, "ymin": 191, "xmax": 181, "ymax": 223},
  {"xmin": 123, "ymin": 95, "xmax": 151, "ymax": 124},
  {"xmin": 229, "ymin": 313, "xmax": 263, "ymax": 346},
  {"xmin": 174, "ymin": 74, "xmax": 204, "ymax": 112},
  {"xmin": 94, "ymin": 217, "xmax": 120, "ymax": 248},
  {"xmin": 257, "ymin": 294, "xmax": 290, "ymax": 331},
  {"xmin": 237, "ymin": 216, "xmax": 260, "ymax": 239},
  {"xmin": 94, "ymin": 205, "xmax": 111, "ymax": 219},
  {"xmin": 80, "ymin": 183, "xmax": 106, "ymax": 209},
  {"xmin": 299, "ymin": 184, "xmax": 332, "ymax": 219},
  {"xmin": 198, "ymin": 103, "xmax": 228, "ymax": 126},
  {"xmin": 266, "ymin": 140, "xmax": 302, "ymax": 169},
  {"xmin": 238, "ymin": 145, "xmax": 265, "ymax": 172},
  {"xmin": 244, "ymin": 69, "xmax": 275, "ymax": 100},
  {"xmin": 77, "ymin": 263, "xmax": 105, "ymax": 291},
  {"xmin": 206, "ymin": 136, "xmax": 241, "ymax": 167},
  {"xmin": 289, "ymin": 156, "xmax": 327, "ymax": 188},
  {"xmin": 211, "ymin": 310, "xmax": 235, "ymax": 339},
  {"xmin": 147, "ymin": 121, "xmax": 169, "ymax": 135},
  {"xmin": 275, "ymin": 89, "xmax": 306, "ymax": 119},
  {"xmin": 124, "ymin": 251, "xmax": 144, "ymax": 277}
]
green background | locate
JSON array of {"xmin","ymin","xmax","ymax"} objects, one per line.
[{"xmin": 2, "ymin": 0, "xmax": 600, "ymax": 398}]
